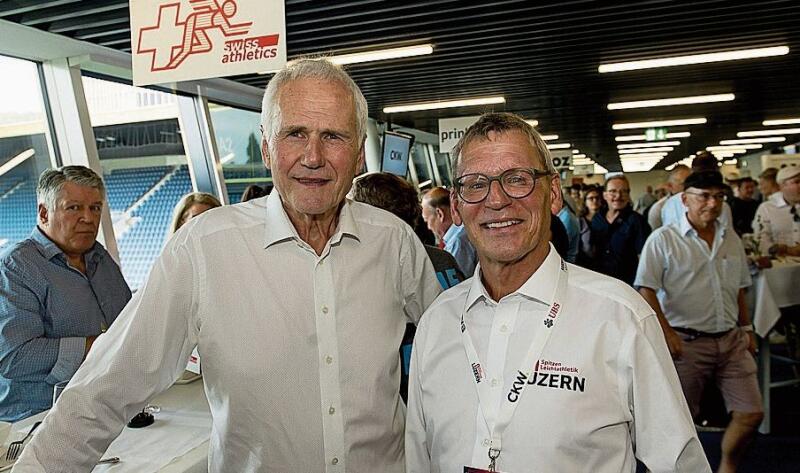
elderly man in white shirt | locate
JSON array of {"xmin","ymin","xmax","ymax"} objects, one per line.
[
  {"xmin": 405, "ymin": 112, "xmax": 709, "ymax": 473},
  {"xmin": 752, "ymin": 166, "xmax": 800, "ymax": 257},
  {"xmin": 15, "ymin": 59, "xmax": 441, "ymax": 473},
  {"xmin": 636, "ymin": 171, "xmax": 763, "ymax": 473}
]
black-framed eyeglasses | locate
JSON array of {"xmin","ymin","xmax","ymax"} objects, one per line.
[
  {"xmin": 454, "ymin": 167, "xmax": 552, "ymax": 204},
  {"xmin": 685, "ymin": 190, "xmax": 727, "ymax": 202}
]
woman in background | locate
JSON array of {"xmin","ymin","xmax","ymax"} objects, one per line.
[
  {"xmin": 577, "ymin": 185, "xmax": 603, "ymax": 269},
  {"xmin": 169, "ymin": 192, "xmax": 222, "ymax": 235}
]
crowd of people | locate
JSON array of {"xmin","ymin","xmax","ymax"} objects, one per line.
[{"xmin": 0, "ymin": 57, "xmax": 798, "ymax": 472}]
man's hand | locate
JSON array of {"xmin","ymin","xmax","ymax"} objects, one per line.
[
  {"xmin": 84, "ymin": 335, "xmax": 98, "ymax": 358},
  {"xmin": 663, "ymin": 326, "xmax": 683, "ymax": 359},
  {"xmin": 744, "ymin": 330, "xmax": 757, "ymax": 355}
]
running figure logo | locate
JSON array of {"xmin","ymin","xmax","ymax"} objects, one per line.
[{"xmin": 137, "ymin": 0, "xmax": 253, "ymax": 71}]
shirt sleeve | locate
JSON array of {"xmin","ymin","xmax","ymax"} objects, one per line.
[
  {"xmin": 0, "ymin": 260, "xmax": 84, "ymax": 384},
  {"xmin": 633, "ymin": 231, "xmax": 664, "ymax": 291},
  {"xmin": 752, "ymin": 203, "xmax": 774, "ymax": 254},
  {"xmin": 400, "ymin": 226, "xmax": 443, "ymax": 325},
  {"xmin": 405, "ymin": 318, "xmax": 432, "ymax": 473},
  {"xmin": 624, "ymin": 314, "xmax": 712, "ymax": 472},
  {"xmin": 14, "ymin": 233, "xmax": 201, "ymax": 472}
]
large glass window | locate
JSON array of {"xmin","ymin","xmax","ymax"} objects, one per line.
[
  {"xmin": 0, "ymin": 55, "xmax": 56, "ymax": 250},
  {"xmin": 82, "ymin": 76, "xmax": 192, "ymax": 290},
  {"xmin": 208, "ymin": 103, "xmax": 269, "ymax": 204}
]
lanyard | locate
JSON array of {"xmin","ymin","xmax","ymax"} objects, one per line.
[{"xmin": 460, "ymin": 259, "xmax": 568, "ymax": 471}]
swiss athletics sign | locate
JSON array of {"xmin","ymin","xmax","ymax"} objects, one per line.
[{"xmin": 131, "ymin": 0, "xmax": 286, "ymax": 86}]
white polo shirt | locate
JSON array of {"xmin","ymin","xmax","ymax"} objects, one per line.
[
  {"xmin": 406, "ymin": 244, "xmax": 709, "ymax": 473},
  {"xmin": 635, "ymin": 214, "xmax": 751, "ymax": 333},
  {"xmin": 752, "ymin": 192, "xmax": 800, "ymax": 254}
]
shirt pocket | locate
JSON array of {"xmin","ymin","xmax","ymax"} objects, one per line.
[{"xmin": 719, "ymin": 255, "xmax": 743, "ymax": 291}]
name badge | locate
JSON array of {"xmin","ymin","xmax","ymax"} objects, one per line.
[{"xmin": 464, "ymin": 468, "xmax": 507, "ymax": 473}]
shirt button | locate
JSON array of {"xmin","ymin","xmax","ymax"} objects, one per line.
[
  {"xmin": 491, "ymin": 378, "xmax": 498, "ymax": 387},
  {"xmin": 483, "ymin": 438, "xmax": 490, "ymax": 446},
  {"xmin": 321, "ymin": 305, "xmax": 329, "ymax": 314},
  {"xmin": 500, "ymin": 324, "xmax": 508, "ymax": 333},
  {"xmin": 331, "ymin": 457, "xmax": 339, "ymax": 465},
  {"xmin": 329, "ymin": 406, "xmax": 335, "ymax": 415},
  {"xmin": 325, "ymin": 356, "xmax": 333, "ymax": 364}
]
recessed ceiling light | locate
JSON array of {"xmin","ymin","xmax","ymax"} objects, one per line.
[
  {"xmin": 525, "ymin": 120, "xmax": 539, "ymax": 127},
  {"xmin": 573, "ymin": 154, "xmax": 587, "ymax": 159},
  {"xmin": 546, "ymin": 143, "xmax": 571, "ymax": 149},
  {"xmin": 331, "ymin": 44, "xmax": 434, "ymax": 66},
  {"xmin": 572, "ymin": 149, "xmax": 580, "ymax": 154},
  {"xmin": 612, "ymin": 118, "xmax": 706, "ymax": 130},
  {"xmin": 762, "ymin": 118, "xmax": 800, "ymax": 126},
  {"xmin": 723, "ymin": 159, "xmax": 738, "ymax": 165},
  {"xmin": 608, "ymin": 94, "xmax": 734, "ymax": 110},
  {"xmin": 619, "ymin": 152, "xmax": 668, "ymax": 159},
  {"xmin": 737, "ymin": 128, "xmax": 800, "ymax": 137},
  {"xmin": 540, "ymin": 134, "xmax": 559, "ymax": 141},
  {"xmin": 616, "ymin": 132, "xmax": 690, "ymax": 141},
  {"xmin": 617, "ymin": 141, "xmax": 681, "ymax": 149},
  {"xmin": 618, "ymin": 146, "xmax": 674, "ymax": 154},
  {"xmin": 719, "ymin": 137, "xmax": 786, "ymax": 145},
  {"xmin": 707, "ymin": 144, "xmax": 762, "ymax": 151},
  {"xmin": 383, "ymin": 96, "xmax": 505, "ymax": 113},
  {"xmin": 599, "ymin": 46, "xmax": 789, "ymax": 73}
]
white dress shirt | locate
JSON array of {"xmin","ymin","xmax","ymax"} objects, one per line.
[
  {"xmin": 661, "ymin": 192, "xmax": 733, "ymax": 230},
  {"xmin": 15, "ymin": 192, "xmax": 441, "ymax": 473},
  {"xmin": 635, "ymin": 214, "xmax": 751, "ymax": 333},
  {"xmin": 752, "ymin": 192, "xmax": 800, "ymax": 254},
  {"xmin": 406, "ymin": 244, "xmax": 709, "ymax": 473}
]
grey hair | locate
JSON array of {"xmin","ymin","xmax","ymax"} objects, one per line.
[
  {"xmin": 37, "ymin": 165, "xmax": 106, "ymax": 211},
  {"xmin": 604, "ymin": 174, "xmax": 630, "ymax": 188},
  {"xmin": 260, "ymin": 57, "xmax": 368, "ymax": 155},
  {"xmin": 450, "ymin": 112, "xmax": 556, "ymax": 179}
]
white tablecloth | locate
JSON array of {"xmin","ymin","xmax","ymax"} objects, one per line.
[
  {"xmin": 8, "ymin": 381, "xmax": 210, "ymax": 472},
  {"xmin": 753, "ymin": 258, "xmax": 800, "ymax": 336}
]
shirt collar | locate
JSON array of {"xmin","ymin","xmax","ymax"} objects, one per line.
[
  {"xmin": 443, "ymin": 223, "xmax": 459, "ymax": 243},
  {"xmin": 773, "ymin": 192, "xmax": 789, "ymax": 208},
  {"xmin": 263, "ymin": 191, "xmax": 361, "ymax": 249},
  {"xmin": 678, "ymin": 211, "xmax": 726, "ymax": 239},
  {"xmin": 464, "ymin": 242, "xmax": 560, "ymax": 311},
  {"xmin": 30, "ymin": 226, "xmax": 101, "ymax": 263}
]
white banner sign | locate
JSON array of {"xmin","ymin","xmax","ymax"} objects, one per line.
[
  {"xmin": 438, "ymin": 116, "xmax": 480, "ymax": 153},
  {"xmin": 550, "ymin": 150, "xmax": 572, "ymax": 170},
  {"xmin": 131, "ymin": 0, "xmax": 287, "ymax": 86}
]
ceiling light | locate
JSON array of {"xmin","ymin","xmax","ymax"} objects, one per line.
[
  {"xmin": 619, "ymin": 153, "xmax": 668, "ymax": 160},
  {"xmin": 617, "ymin": 141, "xmax": 681, "ymax": 149},
  {"xmin": 0, "ymin": 149, "xmax": 34, "ymax": 177},
  {"xmin": 612, "ymin": 118, "xmax": 706, "ymax": 130},
  {"xmin": 720, "ymin": 137, "xmax": 786, "ymax": 145},
  {"xmin": 540, "ymin": 134, "xmax": 558, "ymax": 141},
  {"xmin": 525, "ymin": 120, "xmax": 539, "ymax": 127},
  {"xmin": 615, "ymin": 132, "xmax": 690, "ymax": 141},
  {"xmin": 330, "ymin": 44, "xmax": 434, "ymax": 66},
  {"xmin": 707, "ymin": 144, "xmax": 762, "ymax": 151},
  {"xmin": 618, "ymin": 146, "xmax": 674, "ymax": 154},
  {"xmin": 383, "ymin": 96, "xmax": 505, "ymax": 113},
  {"xmin": 572, "ymin": 149, "xmax": 580, "ymax": 154},
  {"xmin": 608, "ymin": 93, "xmax": 734, "ymax": 110},
  {"xmin": 737, "ymin": 128, "xmax": 800, "ymax": 137},
  {"xmin": 723, "ymin": 159, "xmax": 738, "ymax": 165},
  {"xmin": 573, "ymin": 154, "xmax": 587, "ymax": 159},
  {"xmin": 714, "ymin": 152, "xmax": 735, "ymax": 158},
  {"xmin": 621, "ymin": 161, "xmax": 659, "ymax": 173},
  {"xmin": 546, "ymin": 143, "xmax": 571, "ymax": 149},
  {"xmin": 762, "ymin": 118, "xmax": 800, "ymax": 126},
  {"xmin": 598, "ymin": 46, "xmax": 789, "ymax": 73}
]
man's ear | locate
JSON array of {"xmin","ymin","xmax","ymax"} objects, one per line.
[
  {"xmin": 681, "ymin": 192, "xmax": 689, "ymax": 207},
  {"xmin": 355, "ymin": 142, "xmax": 366, "ymax": 175},
  {"xmin": 450, "ymin": 190, "xmax": 463, "ymax": 226},
  {"xmin": 261, "ymin": 137, "xmax": 271, "ymax": 170},
  {"xmin": 38, "ymin": 203, "xmax": 49, "ymax": 226},
  {"xmin": 549, "ymin": 175, "xmax": 563, "ymax": 216}
]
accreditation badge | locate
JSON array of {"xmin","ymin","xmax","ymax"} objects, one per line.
[{"xmin": 464, "ymin": 468, "xmax": 507, "ymax": 473}]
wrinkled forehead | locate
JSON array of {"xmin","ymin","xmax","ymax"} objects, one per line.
[{"xmin": 459, "ymin": 130, "xmax": 544, "ymax": 174}]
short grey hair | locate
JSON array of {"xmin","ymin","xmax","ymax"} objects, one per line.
[
  {"xmin": 450, "ymin": 112, "xmax": 556, "ymax": 179},
  {"xmin": 37, "ymin": 165, "xmax": 106, "ymax": 211},
  {"xmin": 604, "ymin": 174, "xmax": 630, "ymax": 188},
  {"xmin": 260, "ymin": 57, "xmax": 368, "ymax": 155}
]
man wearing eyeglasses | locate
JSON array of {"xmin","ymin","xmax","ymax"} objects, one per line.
[
  {"xmin": 752, "ymin": 166, "xmax": 800, "ymax": 257},
  {"xmin": 591, "ymin": 175, "xmax": 652, "ymax": 285},
  {"xmin": 636, "ymin": 171, "xmax": 762, "ymax": 473},
  {"xmin": 406, "ymin": 112, "xmax": 709, "ymax": 473}
]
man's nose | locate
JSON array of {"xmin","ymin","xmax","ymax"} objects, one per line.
[
  {"xmin": 301, "ymin": 136, "xmax": 324, "ymax": 168},
  {"xmin": 484, "ymin": 180, "xmax": 511, "ymax": 208}
]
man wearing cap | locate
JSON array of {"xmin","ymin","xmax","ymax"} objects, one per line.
[
  {"xmin": 661, "ymin": 152, "xmax": 734, "ymax": 230},
  {"xmin": 636, "ymin": 171, "xmax": 763, "ymax": 473},
  {"xmin": 752, "ymin": 166, "xmax": 800, "ymax": 257}
]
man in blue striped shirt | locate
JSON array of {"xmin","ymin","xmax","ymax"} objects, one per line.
[{"xmin": 0, "ymin": 166, "xmax": 130, "ymax": 421}]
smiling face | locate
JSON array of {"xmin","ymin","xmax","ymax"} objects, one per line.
[
  {"xmin": 603, "ymin": 177, "xmax": 631, "ymax": 211},
  {"xmin": 452, "ymin": 129, "xmax": 561, "ymax": 270},
  {"xmin": 262, "ymin": 77, "xmax": 365, "ymax": 223},
  {"xmin": 38, "ymin": 181, "xmax": 103, "ymax": 258}
]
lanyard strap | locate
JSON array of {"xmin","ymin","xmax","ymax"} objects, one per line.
[{"xmin": 460, "ymin": 259, "xmax": 568, "ymax": 469}]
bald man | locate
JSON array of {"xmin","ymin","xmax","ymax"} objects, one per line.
[{"xmin": 422, "ymin": 187, "xmax": 477, "ymax": 277}]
